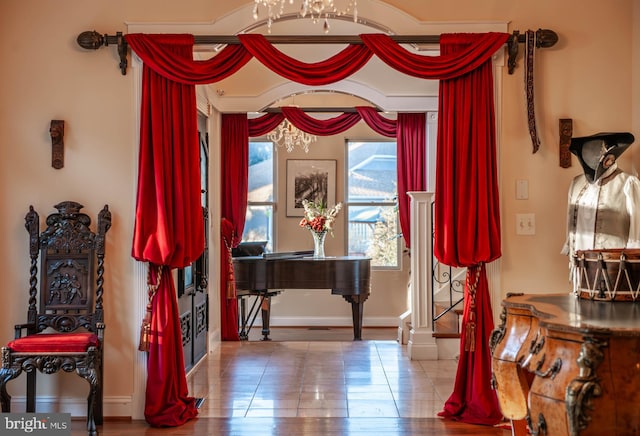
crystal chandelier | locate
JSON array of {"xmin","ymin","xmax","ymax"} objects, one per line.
[
  {"xmin": 253, "ymin": 0, "xmax": 358, "ymax": 33},
  {"xmin": 267, "ymin": 119, "xmax": 317, "ymax": 153}
]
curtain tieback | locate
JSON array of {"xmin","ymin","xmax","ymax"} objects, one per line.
[
  {"xmin": 464, "ymin": 264, "xmax": 482, "ymax": 352},
  {"xmin": 138, "ymin": 264, "xmax": 163, "ymax": 352},
  {"xmin": 223, "ymin": 234, "xmax": 237, "ymax": 300}
]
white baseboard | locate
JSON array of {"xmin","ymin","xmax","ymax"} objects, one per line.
[{"xmin": 6, "ymin": 395, "xmax": 133, "ymax": 418}]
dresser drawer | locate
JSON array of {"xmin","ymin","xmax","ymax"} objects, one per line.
[
  {"xmin": 528, "ymin": 393, "xmax": 569, "ymax": 435},
  {"xmin": 528, "ymin": 333, "xmax": 581, "ymax": 400}
]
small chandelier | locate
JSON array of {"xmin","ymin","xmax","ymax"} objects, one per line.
[
  {"xmin": 267, "ymin": 119, "xmax": 317, "ymax": 153},
  {"xmin": 253, "ymin": 0, "xmax": 358, "ymax": 33}
]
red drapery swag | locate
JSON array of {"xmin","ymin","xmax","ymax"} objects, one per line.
[
  {"xmin": 129, "ymin": 34, "xmax": 203, "ymax": 427},
  {"xmin": 435, "ymin": 33, "xmax": 504, "ymax": 426},
  {"xmin": 125, "ymin": 30, "xmax": 508, "ymax": 427},
  {"xmin": 277, "ymin": 106, "xmax": 424, "ymax": 247}
]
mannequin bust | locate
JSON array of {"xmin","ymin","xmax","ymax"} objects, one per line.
[{"xmin": 562, "ymin": 132, "xmax": 640, "ymax": 277}]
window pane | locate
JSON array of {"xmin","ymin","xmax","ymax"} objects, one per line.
[
  {"xmin": 346, "ymin": 141, "xmax": 399, "ymax": 268},
  {"xmin": 347, "ymin": 141, "xmax": 397, "ymax": 202},
  {"xmin": 245, "ymin": 141, "xmax": 274, "ymax": 252},
  {"xmin": 248, "ymin": 141, "xmax": 273, "ymax": 202},
  {"xmin": 348, "ymin": 205, "xmax": 399, "ymax": 266},
  {"xmin": 241, "ymin": 205, "xmax": 273, "ymax": 252}
]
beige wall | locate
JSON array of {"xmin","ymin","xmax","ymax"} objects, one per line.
[{"xmin": 1, "ymin": 0, "xmax": 636, "ymax": 418}]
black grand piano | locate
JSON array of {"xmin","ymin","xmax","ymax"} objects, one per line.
[{"xmin": 232, "ymin": 245, "xmax": 371, "ymax": 341}]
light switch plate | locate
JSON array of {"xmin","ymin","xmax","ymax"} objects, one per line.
[{"xmin": 516, "ymin": 213, "xmax": 535, "ymax": 235}]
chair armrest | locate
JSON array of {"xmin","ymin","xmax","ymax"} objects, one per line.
[{"xmin": 14, "ymin": 323, "xmax": 37, "ymax": 339}]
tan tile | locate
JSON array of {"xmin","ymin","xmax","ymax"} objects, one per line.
[
  {"xmin": 197, "ymin": 408, "xmax": 248, "ymax": 418},
  {"xmin": 347, "ymin": 400, "xmax": 399, "ymax": 417},
  {"xmin": 245, "ymin": 408, "xmax": 298, "ymax": 417},
  {"xmin": 299, "ymin": 391, "xmax": 347, "ymax": 401},
  {"xmin": 297, "ymin": 408, "xmax": 349, "ymax": 418},
  {"xmin": 298, "ymin": 398, "xmax": 348, "ymax": 409},
  {"xmin": 347, "ymin": 391, "xmax": 394, "ymax": 401},
  {"xmin": 199, "ymin": 397, "xmax": 253, "ymax": 409},
  {"xmin": 250, "ymin": 398, "xmax": 300, "ymax": 409}
]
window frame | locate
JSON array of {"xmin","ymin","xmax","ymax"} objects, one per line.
[
  {"xmin": 344, "ymin": 138, "xmax": 402, "ymax": 270},
  {"xmin": 243, "ymin": 140, "xmax": 277, "ymax": 252}
]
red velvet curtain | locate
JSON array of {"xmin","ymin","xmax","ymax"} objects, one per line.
[
  {"xmin": 129, "ymin": 35, "xmax": 203, "ymax": 427},
  {"xmin": 140, "ymin": 266, "xmax": 198, "ymax": 426},
  {"xmin": 218, "ymin": 113, "xmax": 288, "ymax": 341},
  {"xmin": 220, "ymin": 114, "xmax": 249, "ymax": 341},
  {"xmin": 126, "ymin": 31, "xmax": 508, "ymax": 428},
  {"xmin": 396, "ymin": 113, "xmax": 426, "ymax": 248},
  {"xmin": 435, "ymin": 34, "xmax": 503, "ymax": 426}
]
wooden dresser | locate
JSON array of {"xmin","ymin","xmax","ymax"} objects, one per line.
[{"xmin": 490, "ymin": 293, "xmax": 640, "ymax": 435}]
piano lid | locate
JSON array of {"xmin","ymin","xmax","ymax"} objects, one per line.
[{"xmin": 262, "ymin": 250, "xmax": 314, "ymax": 260}]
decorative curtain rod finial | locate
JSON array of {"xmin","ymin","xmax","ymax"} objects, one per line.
[
  {"xmin": 507, "ymin": 28, "xmax": 558, "ymax": 74},
  {"xmin": 77, "ymin": 30, "xmax": 128, "ymax": 75}
]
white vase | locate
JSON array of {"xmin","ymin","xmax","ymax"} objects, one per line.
[{"xmin": 311, "ymin": 231, "xmax": 327, "ymax": 258}]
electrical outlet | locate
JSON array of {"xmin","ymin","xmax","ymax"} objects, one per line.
[{"xmin": 516, "ymin": 213, "xmax": 535, "ymax": 235}]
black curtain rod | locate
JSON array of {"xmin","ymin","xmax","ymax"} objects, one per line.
[{"xmin": 77, "ymin": 29, "xmax": 558, "ymax": 75}]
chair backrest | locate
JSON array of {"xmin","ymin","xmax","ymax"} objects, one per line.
[{"xmin": 25, "ymin": 201, "xmax": 111, "ymax": 334}]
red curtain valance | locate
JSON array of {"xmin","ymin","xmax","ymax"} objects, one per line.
[
  {"xmin": 126, "ymin": 34, "xmax": 252, "ymax": 84},
  {"xmin": 125, "ymin": 32, "xmax": 508, "ymax": 85},
  {"xmin": 238, "ymin": 34, "xmax": 373, "ymax": 85},
  {"xmin": 253, "ymin": 106, "xmax": 422, "ymax": 247},
  {"xmin": 360, "ymin": 33, "xmax": 508, "ymax": 80}
]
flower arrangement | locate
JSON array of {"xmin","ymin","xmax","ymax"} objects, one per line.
[{"xmin": 299, "ymin": 199, "xmax": 342, "ymax": 235}]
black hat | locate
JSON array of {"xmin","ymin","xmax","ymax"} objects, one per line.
[{"xmin": 569, "ymin": 132, "xmax": 634, "ymax": 183}]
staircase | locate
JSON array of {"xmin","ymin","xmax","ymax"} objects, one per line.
[{"xmin": 431, "ymin": 262, "xmax": 465, "ymax": 359}]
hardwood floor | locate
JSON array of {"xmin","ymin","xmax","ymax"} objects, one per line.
[
  {"xmin": 76, "ymin": 328, "xmax": 511, "ymax": 435},
  {"xmin": 73, "ymin": 417, "xmax": 511, "ymax": 435}
]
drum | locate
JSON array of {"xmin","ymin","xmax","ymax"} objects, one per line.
[{"xmin": 573, "ymin": 248, "xmax": 640, "ymax": 302}]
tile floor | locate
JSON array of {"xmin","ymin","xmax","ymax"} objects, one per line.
[{"xmin": 187, "ymin": 328, "xmax": 458, "ymax": 419}]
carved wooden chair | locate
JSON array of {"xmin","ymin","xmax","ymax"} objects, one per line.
[{"xmin": 0, "ymin": 201, "xmax": 111, "ymax": 436}]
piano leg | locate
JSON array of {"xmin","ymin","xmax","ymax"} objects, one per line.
[
  {"xmin": 260, "ymin": 295, "xmax": 272, "ymax": 341},
  {"xmin": 238, "ymin": 294, "xmax": 249, "ymax": 341},
  {"xmin": 344, "ymin": 295, "xmax": 366, "ymax": 341}
]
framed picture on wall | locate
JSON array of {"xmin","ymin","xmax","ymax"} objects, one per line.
[{"xmin": 286, "ymin": 159, "xmax": 337, "ymax": 217}]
